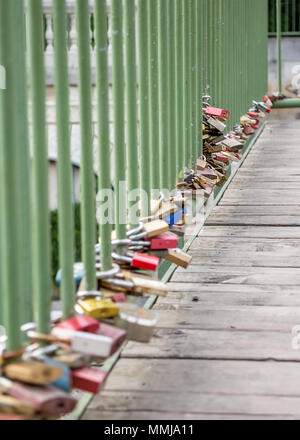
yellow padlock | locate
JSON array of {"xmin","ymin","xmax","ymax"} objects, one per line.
[
  {"xmin": 77, "ymin": 298, "xmax": 119, "ymax": 319},
  {"xmin": 202, "ymin": 123, "xmax": 205, "ymax": 131}
]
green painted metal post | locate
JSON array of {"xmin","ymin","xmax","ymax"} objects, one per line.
[
  {"xmin": 148, "ymin": 0, "xmax": 160, "ymax": 190},
  {"xmin": 75, "ymin": 0, "xmax": 96, "ymax": 291},
  {"xmin": 191, "ymin": 0, "xmax": 197, "ymax": 167},
  {"xmin": 52, "ymin": 0, "xmax": 75, "ymax": 318},
  {"xmin": 196, "ymin": 0, "xmax": 203, "ymax": 159},
  {"xmin": 168, "ymin": 0, "xmax": 176, "ymax": 188},
  {"xmin": 277, "ymin": 0, "xmax": 282, "ymax": 93},
  {"xmin": 94, "ymin": 0, "xmax": 112, "ymax": 271},
  {"xmin": 138, "ymin": 0, "xmax": 151, "ymax": 214},
  {"xmin": 125, "ymin": 0, "xmax": 139, "ymax": 227},
  {"xmin": 0, "ymin": 0, "xmax": 28, "ymax": 349},
  {"xmin": 111, "ymin": 0, "xmax": 127, "ymax": 239},
  {"xmin": 14, "ymin": 1, "xmax": 33, "ymax": 329},
  {"xmin": 175, "ymin": 0, "xmax": 184, "ymax": 176},
  {"xmin": 27, "ymin": 0, "xmax": 52, "ymax": 333},
  {"xmin": 183, "ymin": 0, "xmax": 190, "ymax": 169},
  {"xmin": 158, "ymin": 0, "xmax": 169, "ymax": 191}
]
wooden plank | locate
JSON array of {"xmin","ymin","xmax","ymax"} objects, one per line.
[
  {"xmin": 122, "ymin": 328, "xmax": 300, "ymax": 361},
  {"xmin": 151, "ymin": 306, "xmax": 300, "ymax": 331},
  {"xmin": 163, "ymin": 284, "xmax": 300, "ymax": 306},
  {"xmin": 82, "ymin": 410, "xmax": 299, "ymax": 420},
  {"xmin": 186, "ymin": 254, "xmax": 300, "ymax": 268},
  {"xmin": 84, "ymin": 390, "xmax": 300, "ymax": 417},
  {"xmin": 208, "ymin": 206, "xmax": 300, "ymax": 216},
  {"xmin": 198, "ymin": 226, "xmax": 300, "ymax": 239},
  {"xmin": 189, "ymin": 237, "xmax": 300, "ymax": 252},
  {"xmin": 171, "ymin": 266, "xmax": 300, "ymax": 284},
  {"xmin": 94, "ymin": 358, "xmax": 300, "ymax": 396},
  {"xmin": 220, "ymin": 189, "xmax": 300, "ymax": 206},
  {"xmin": 81, "ymin": 411, "xmax": 300, "ymax": 420}
]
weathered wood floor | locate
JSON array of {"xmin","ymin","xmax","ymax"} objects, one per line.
[{"xmin": 83, "ymin": 109, "xmax": 300, "ymax": 420}]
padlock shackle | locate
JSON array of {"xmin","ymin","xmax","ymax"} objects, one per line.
[
  {"xmin": 112, "ymin": 252, "xmax": 132, "ymax": 264},
  {"xmin": 96, "ymin": 263, "xmax": 120, "ymax": 280},
  {"xmin": 126, "ymin": 222, "xmax": 144, "ymax": 237}
]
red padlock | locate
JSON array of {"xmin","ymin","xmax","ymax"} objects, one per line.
[
  {"xmin": 205, "ymin": 106, "xmax": 230, "ymax": 120},
  {"xmin": 109, "ymin": 292, "xmax": 127, "ymax": 303},
  {"xmin": 131, "ymin": 253, "xmax": 160, "ymax": 271},
  {"xmin": 96, "ymin": 323, "xmax": 127, "ymax": 355},
  {"xmin": 71, "ymin": 367, "xmax": 107, "ymax": 394},
  {"xmin": 243, "ymin": 125, "xmax": 255, "ymax": 135},
  {"xmin": 149, "ymin": 232, "xmax": 178, "ymax": 250},
  {"xmin": 55, "ymin": 315, "xmax": 100, "ymax": 333},
  {"xmin": 112, "ymin": 251, "xmax": 160, "ymax": 271},
  {"xmin": 247, "ymin": 111, "xmax": 260, "ymax": 118},
  {"xmin": 212, "ymin": 153, "xmax": 229, "ymax": 164}
]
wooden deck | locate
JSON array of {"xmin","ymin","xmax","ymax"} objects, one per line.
[{"xmin": 82, "ymin": 109, "xmax": 300, "ymax": 420}]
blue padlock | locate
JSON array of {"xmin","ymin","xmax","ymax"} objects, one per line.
[
  {"xmin": 56, "ymin": 262, "xmax": 84, "ymax": 287},
  {"xmin": 43, "ymin": 356, "xmax": 71, "ymax": 392},
  {"xmin": 162, "ymin": 208, "xmax": 186, "ymax": 226}
]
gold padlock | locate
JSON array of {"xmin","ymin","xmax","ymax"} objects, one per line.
[{"xmin": 77, "ymin": 297, "xmax": 119, "ymax": 319}]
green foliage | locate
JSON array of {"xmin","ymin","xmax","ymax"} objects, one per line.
[{"xmin": 50, "ymin": 203, "xmax": 82, "ymax": 282}]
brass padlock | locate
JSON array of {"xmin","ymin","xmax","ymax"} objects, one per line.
[{"xmin": 76, "ymin": 292, "xmax": 119, "ymax": 319}]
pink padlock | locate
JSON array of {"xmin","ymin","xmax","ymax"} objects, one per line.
[
  {"xmin": 149, "ymin": 232, "xmax": 178, "ymax": 250},
  {"xmin": 205, "ymin": 106, "xmax": 230, "ymax": 120},
  {"xmin": 96, "ymin": 323, "xmax": 127, "ymax": 355}
]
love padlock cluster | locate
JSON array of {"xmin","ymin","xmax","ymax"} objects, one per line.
[
  {"xmin": 176, "ymin": 94, "xmax": 273, "ymax": 195},
  {"xmin": 0, "ymin": 215, "xmax": 194, "ymax": 419}
]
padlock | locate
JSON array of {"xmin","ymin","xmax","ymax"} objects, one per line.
[
  {"xmin": 112, "ymin": 251, "xmax": 159, "ymax": 271},
  {"xmin": 55, "ymin": 315, "xmax": 100, "ymax": 334},
  {"xmin": 156, "ymin": 201, "xmax": 179, "ymax": 220},
  {"xmin": 121, "ymin": 271, "xmax": 168, "ymax": 297},
  {"xmin": 206, "ymin": 116, "xmax": 226, "ymax": 132},
  {"xmin": 29, "ymin": 350, "xmax": 71, "ymax": 392},
  {"xmin": 102, "ymin": 290, "xmax": 128, "ymax": 303},
  {"xmin": 222, "ymin": 137, "xmax": 243, "ymax": 149},
  {"xmin": 243, "ymin": 125, "xmax": 255, "ymax": 135},
  {"xmin": 212, "ymin": 153, "xmax": 230, "ymax": 164},
  {"xmin": 0, "ymin": 394, "xmax": 36, "ymax": 416},
  {"xmin": 198, "ymin": 168, "xmax": 218, "ymax": 180},
  {"xmin": 240, "ymin": 115, "xmax": 253, "ymax": 125},
  {"xmin": 3, "ymin": 362, "xmax": 63, "ymax": 386},
  {"xmin": 71, "ymin": 367, "xmax": 107, "ymax": 394},
  {"xmin": 149, "ymin": 232, "xmax": 178, "ymax": 250},
  {"xmin": 163, "ymin": 248, "xmax": 193, "ymax": 268},
  {"xmin": 70, "ymin": 331, "xmax": 113, "ymax": 358},
  {"xmin": 52, "ymin": 352, "xmax": 91, "ymax": 369},
  {"xmin": 204, "ymin": 106, "xmax": 230, "ymax": 120},
  {"xmin": 0, "ymin": 377, "xmax": 77, "ymax": 416},
  {"xmin": 220, "ymin": 151, "xmax": 240, "ymax": 163},
  {"xmin": 247, "ymin": 111, "xmax": 260, "ymax": 118},
  {"xmin": 115, "ymin": 303, "xmax": 157, "ymax": 343},
  {"xmin": 95, "ymin": 323, "xmax": 127, "ymax": 356},
  {"xmin": 56, "ymin": 262, "xmax": 85, "ymax": 287},
  {"xmin": 196, "ymin": 157, "xmax": 207, "ymax": 171},
  {"xmin": 76, "ymin": 292, "xmax": 119, "ymax": 319}
]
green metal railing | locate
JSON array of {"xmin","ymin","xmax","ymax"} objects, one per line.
[
  {"xmin": 269, "ymin": 0, "xmax": 300, "ymax": 36},
  {"xmin": 0, "ymin": 0, "xmax": 268, "ymax": 350}
]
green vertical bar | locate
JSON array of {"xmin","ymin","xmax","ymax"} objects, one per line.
[
  {"xmin": 75, "ymin": 0, "xmax": 96, "ymax": 291},
  {"xmin": 52, "ymin": 0, "xmax": 75, "ymax": 318},
  {"xmin": 148, "ymin": 0, "xmax": 160, "ymax": 190},
  {"xmin": 190, "ymin": 0, "xmax": 197, "ymax": 167},
  {"xmin": 138, "ymin": 0, "xmax": 150, "ymax": 214},
  {"xmin": 175, "ymin": 0, "xmax": 184, "ymax": 175},
  {"xmin": 158, "ymin": 0, "xmax": 169, "ymax": 190},
  {"xmin": 183, "ymin": 0, "xmax": 190, "ymax": 168},
  {"xmin": 0, "ymin": 0, "xmax": 25, "ymax": 349},
  {"xmin": 15, "ymin": 1, "xmax": 32, "ymax": 329},
  {"xmin": 168, "ymin": 0, "xmax": 176, "ymax": 188},
  {"xmin": 277, "ymin": 0, "xmax": 282, "ymax": 92},
  {"xmin": 111, "ymin": 0, "xmax": 127, "ymax": 239},
  {"xmin": 94, "ymin": 0, "xmax": 112, "ymax": 271},
  {"xmin": 196, "ymin": 0, "xmax": 203, "ymax": 158},
  {"xmin": 125, "ymin": 0, "xmax": 139, "ymax": 227},
  {"xmin": 27, "ymin": 0, "xmax": 52, "ymax": 333}
]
